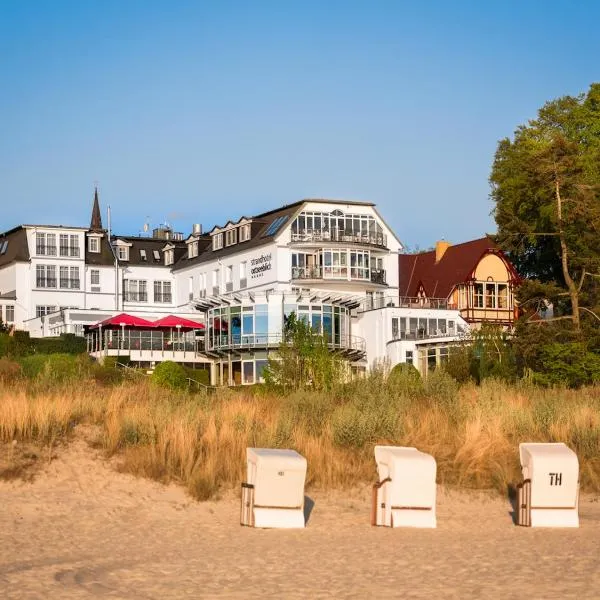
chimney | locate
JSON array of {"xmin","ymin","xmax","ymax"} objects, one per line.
[
  {"xmin": 435, "ymin": 240, "xmax": 450, "ymax": 263},
  {"xmin": 192, "ymin": 223, "xmax": 202, "ymax": 235}
]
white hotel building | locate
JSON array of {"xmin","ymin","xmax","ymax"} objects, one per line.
[{"xmin": 0, "ymin": 193, "xmax": 469, "ymax": 385}]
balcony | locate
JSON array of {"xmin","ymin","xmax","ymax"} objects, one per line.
[
  {"xmin": 207, "ymin": 332, "xmax": 366, "ymax": 357},
  {"xmin": 291, "ymin": 266, "xmax": 385, "ymax": 284},
  {"xmin": 358, "ymin": 296, "xmax": 453, "ymax": 312},
  {"xmin": 290, "ymin": 229, "xmax": 388, "ymax": 248}
]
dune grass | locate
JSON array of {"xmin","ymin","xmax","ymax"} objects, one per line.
[{"xmin": 1, "ymin": 371, "xmax": 599, "ymax": 499}]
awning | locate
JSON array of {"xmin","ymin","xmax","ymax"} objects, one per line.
[
  {"xmin": 90, "ymin": 313, "xmax": 156, "ymax": 329},
  {"xmin": 152, "ymin": 315, "xmax": 205, "ymax": 330}
]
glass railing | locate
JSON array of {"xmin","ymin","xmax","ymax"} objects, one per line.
[
  {"xmin": 290, "ymin": 229, "xmax": 388, "ymax": 248},
  {"xmin": 291, "ymin": 266, "xmax": 381, "ymax": 282},
  {"xmin": 207, "ymin": 332, "xmax": 366, "ymax": 353}
]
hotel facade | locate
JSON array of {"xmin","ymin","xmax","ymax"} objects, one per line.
[{"xmin": 0, "ymin": 192, "xmax": 516, "ymax": 385}]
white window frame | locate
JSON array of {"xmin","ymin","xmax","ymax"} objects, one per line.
[
  {"xmin": 117, "ymin": 246, "xmax": 129, "ymax": 261},
  {"xmin": 225, "ymin": 228, "xmax": 237, "ymax": 246},
  {"xmin": 90, "ymin": 269, "xmax": 100, "ymax": 285},
  {"xmin": 239, "ymin": 224, "xmax": 251, "ymax": 242},
  {"xmin": 212, "ymin": 233, "xmax": 223, "ymax": 251},
  {"xmin": 88, "ymin": 237, "xmax": 100, "ymax": 253}
]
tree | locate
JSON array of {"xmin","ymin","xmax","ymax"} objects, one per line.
[
  {"xmin": 490, "ymin": 83, "xmax": 600, "ymax": 332},
  {"xmin": 263, "ymin": 312, "xmax": 344, "ymax": 392}
]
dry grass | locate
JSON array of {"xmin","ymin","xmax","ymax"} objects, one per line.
[{"xmin": 1, "ymin": 374, "xmax": 599, "ymax": 499}]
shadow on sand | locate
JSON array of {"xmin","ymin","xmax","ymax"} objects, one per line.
[{"xmin": 304, "ymin": 496, "xmax": 315, "ymax": 526}]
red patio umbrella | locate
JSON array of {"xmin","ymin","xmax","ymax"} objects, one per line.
[
  {"xmin": 152, "ymin": 315, "xmax": 205, "ymax": 330},
  {"xmin": 90, "ymin": 313, "xmax": 156, "ymax": 329}
]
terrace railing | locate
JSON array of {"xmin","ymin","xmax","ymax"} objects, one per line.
[{"xmin": 290, "ymin": 229, "xmax": 388, "ymax": 248}]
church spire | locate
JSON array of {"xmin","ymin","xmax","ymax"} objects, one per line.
[{"xmin": 90, "ymin": 186, "xmax": 103, "ymax": 231}]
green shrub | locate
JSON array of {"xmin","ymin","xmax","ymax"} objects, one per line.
[
  {"xmin": 532, "ymin": 343, "xmax": 600, "ymax": 388},
  {"xmin": 152, "ymin": 361, "xmax": 188, "ymax": 390},
  {"xmin": 424, "ymin": 368, "xmax": 459, "ymax": 408},
  {"xmin": 387, "ymin": 362, "xmax": 423, "ymax": 396},
  {"xmin": 92, "ymin": 364, "xmax": 124, "ymax": 386},
  {"xmin": 183, "ymin": 366, "xmax": 210, "ymax": 386},
  {"xmin": 0, "ymin": 358, "xmax": 22, "ymax": 383},
  {"xmin": 32, "ymin": 334, "xmax": 86, "ymax": 355},
  {"xmin": 19, "ymin": 355, "xmax": 50, "ymax": 378},
  {"xmin": 42, "ymin": 354, "xmax": 84, "ymax": 383}
]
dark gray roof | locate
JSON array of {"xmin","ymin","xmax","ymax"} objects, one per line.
[
  {"xmin": 85, "ymin": 231, "xmax": 115, "ymax": 267},
  {"xmin": 114, "ymin": 235, "xmax": 184, "ymax": 267},
  {"xmin": 0, "ymin": 227, "xmax": 30, "ymax": 267}
]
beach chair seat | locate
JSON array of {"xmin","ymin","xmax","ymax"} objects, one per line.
[
  {"xmin": 372, "ymin": 446, "xmax": 437, "ymax": 528},
  {"xmin": 241, "ymin": 448, "xmax": 307, "ymax": 529},
  {"xmin": 517, "ymin": 442, "xmax": 579, "ymax": 528}
]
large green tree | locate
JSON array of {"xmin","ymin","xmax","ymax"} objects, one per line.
[{"xmin": 490, "ymin": 83, "xmax": 600, "ymax": 331}]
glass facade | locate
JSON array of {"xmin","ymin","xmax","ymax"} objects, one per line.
[{"xmin": 207, "ymin": 301, "xmax": 350, "ymax": 351}]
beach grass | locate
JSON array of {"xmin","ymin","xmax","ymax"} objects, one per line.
[{"xmin": 1, "ymin": 371, "xmax": 599, "ymax": 499}]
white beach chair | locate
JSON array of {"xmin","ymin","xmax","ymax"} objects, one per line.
[
  {"xmin": 372, "ymin": 446, "xmax": 437, "ymax": 528},
  {"xmin": 517, "ymin": 442, "xmax": 579, "ymax": 527},
  {"xmin": 240, "ymin": 448, "xmax": 307, "ymax": 529}
]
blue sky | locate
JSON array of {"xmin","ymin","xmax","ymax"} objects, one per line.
[{"xmin": 1, "ymin": 1, "xmax": 598, "ymax": 248}]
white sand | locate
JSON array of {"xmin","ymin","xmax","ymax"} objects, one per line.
[{"xmin": 1, "ymin": 436, "xmax": 599, "ymax": 599}]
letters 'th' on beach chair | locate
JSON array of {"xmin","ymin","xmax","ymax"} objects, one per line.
[
  {"xmin": 516, "ymin": 442, "xmax": 579, "ymax": 528},
  {"xmin": 240, "ymin": 448, "xmax": 307, "ymax": 529},
  {"xmin": 372, "ymin": 446, "xmax": 437, "ymax": 528}
]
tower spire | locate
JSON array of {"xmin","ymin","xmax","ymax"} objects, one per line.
[{"xmin": 90, "ymin": 186, "xmax": 103, "ymax": 231}]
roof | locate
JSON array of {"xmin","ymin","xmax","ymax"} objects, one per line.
[
  {"xmin": 90, "ymin": 188, "xmax": 103, "ymax": 231},
  {"xmin": 0, "ymin": 227, "xmax": 30, "ymax": 267},
  {"xmin": 398, "ymin": 237, "xmax": 519, "ymax": 299},
  {"xmin": 173, "ymin": 203, "xmax": 300, "ymax": 270}
]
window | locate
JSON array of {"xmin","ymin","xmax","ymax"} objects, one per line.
[
  {"xmin": 485, "ymin": 283, "xmax": 496, "ymax": 308},
  {"xmin": 36, "ymin": 305, "xmax": 56, "ymax": 318},
  {"xmin": 212, "ymin": 233, "xmax": 223, "ymax": 251},
  {"xmin": 90, "ymin": 269, "xmax": 100, "ymax": 285},
  {"xmin": 392, "ymin": 317, "xmax": 399, "ymax": 339},
  {"xmin": 60, "ymin": 234, "xmax": 79, "ymax": 257},
  {"xmin": 0, "ymin": 240, "xmax": 8, "ymax": 254},
  {"xmin": 36, "ymin": 232, "xmax": 56, "ymax": 256},
  {"xmin": 88, "ymin": 237, "xmax": 100, "ymax": 253},
  {"xmin": 140, "ymin": 249, "xmax": 147, "ymax": 261},
  {"xmin": 36, "ymin": 265, "xmax": 56, "ymax": 288},
  {"xmin": 427, "ymin": 348, "xmax": 437, "ymax": 372},
  {"xmin": 188, "ymin": 241, "xmax": 198, "ymax": 259},
  {"xmin": 60, "ymin": 266, "xmax": 80, "ymax": 289},
  {"xmin": 60, "ymin": 266, "xmax": 69, "ymax": 288},
  {"xmin": 212, "ymin": 269, "xmax": 220, "ymax": 294},
  {"xmin": 225, "ymin": 228, "xmax": 237, "ymax": 246},
  {"xmin": 322, "ymin": 249, "xmax": 348, "ymax": 278},
  {"xmin": 263, "ymin": 216, "xmax": 288, "ymax": 237},
  {"xmin": 154, "ymin": 281, "xmax": 172, "ymax": 303},
  {"xmin": 153, "ymin": 250, "xmax": 161, "ymax": 261},
  {"xmin": 60, "ymin": 234, "xmax": 69, "ymax": 256},
  {"xmin": 5, "ymin": 305, "xmax": 14, "ymax": 323},
  {"xmin": 498, "ymin": 284, "xmax": 508, "ymax": 309},
  {"xmin": 124, "ymin": 280, "xmax": 147, "ymax": 302},
  {"xmin": 239, "ymin": 224, "xmax": 251, "ymax": 242},
  {"xmin": 350, "ymin": 250, "xmax": 370, "ymax": 280},
  {"xmin": 165, "ymin": 249, "xmax": 174, "ymax": 266},
  {"xmin": 117, "ymin": 246, "xmax": 129, "ymax": 261},
  {"xmin": 474, "ymin": 283, "xmax": 484, "ymax": 308},
  {"xmin": 405, "ymin": 350, "xmax": 413, "ymax": 365}
]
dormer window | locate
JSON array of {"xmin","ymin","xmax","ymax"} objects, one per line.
[
  {"xmin": 225, "ymin": 228, "xmax": 237, "ymax": 247},
  {"xmin": 239, "ymin": 224, "xmax": 251, "ymax": 242},
  {"xmin": 165, "ymin": 249, "xmax": 174, "ymax": 266},
  {"xmin": 88, "ymin": 237, "xmax": 100, "ymax": 253},
  {"xmin": 117, "ymin": 246, "xmax": 129, "ymax": 261},
  {"xmin": 188, "ymin": 240, "xmax": 199, "ymax": 259},
  {"xmin": 153, "ymin": 250, "xmax": 160, "ymax": 261},
  {"xmin": 140, "ymin": 249, "xmax": 147, "ymax": 261},
  {"xmin": 212, "ymin": 233, "xmax": 223, "ymax": 251}
]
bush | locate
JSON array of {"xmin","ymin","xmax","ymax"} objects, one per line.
[
  {"xmin": 0, "ymin": 358, "xmax": 22, "ymax": 383},
  {"xmin": 424, "ymin": 368, "xmax": 459, "ymax": 407},
  {"xmin": 92, "ymin": 364, "xmax": 124, "ymax": 386},
  {"xmin": 387, "ymin": 362, "xmax": 423, "ymax": 396},
  {"xmin": 152, "ymin": 361, "xmax": 188, "ymax": 390},
  {"xmin": 20, "ymin": 355, "xmax": 50, "ymax": 378},
  {"xmin": 32, "ymin": 334, "xmax": 86, "ymax": 355},
  {"xmin": 183, "ymin": 366, "xmax": 211, "ymax": 386},
  {"xmin": 42, "ymin": 354, "xmax": 86, "ymax": 383}
]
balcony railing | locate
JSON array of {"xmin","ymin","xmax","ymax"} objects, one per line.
[
  {"xmin": 291, "ymin": 266, "xmax": 379, "ymax": 283},
  {"xmin": 208, "ymin": 332, "xmax": 366, "ymax": 354},
  {"xmin": 291, "ymin": 229, "xmax": 388, "ymax": 248},
  {"xmin": 123, "ymin": 292, "xmax": 148, "ymax": 302},
  {"xmin": 87, "ymin": 330, "xmax": 204, "ymax": 354},
  {"xmin": 358, "ymin": 295, "xmax": 453, "ymax": 312}
]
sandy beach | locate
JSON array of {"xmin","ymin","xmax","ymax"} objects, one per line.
[{"xmin": 1, "ymin": 434, "xmax": 599, "ymax": 600}]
